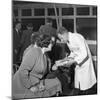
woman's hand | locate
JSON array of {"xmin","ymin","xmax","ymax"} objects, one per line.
[
  {"xmin": 30, "ymin": 81, "xmax": 45, "ymax": 92},
  {"xmin": 30, "ymin": 86, "xmax": 38, "ymax": 93},
  {"xmin": 39, "ymin": 81, "xmax": 45, "ymax": 91}
]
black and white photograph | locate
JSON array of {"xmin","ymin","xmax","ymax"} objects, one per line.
[{"xmin": 12, "ymin": 0, "xmax": 97, "ymax": 99}]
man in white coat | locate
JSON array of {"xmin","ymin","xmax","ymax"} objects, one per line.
[{"xmin": 52, "ymin": 27, "xmax": 96, "ymax": 95}]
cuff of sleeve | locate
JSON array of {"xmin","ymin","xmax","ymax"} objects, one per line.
[{"xmin": 74, "ymin": 58, "xmax": 80, "ymax": 65}]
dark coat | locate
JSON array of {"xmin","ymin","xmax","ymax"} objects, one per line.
[
  {"xmin": 20, "ymin": 29, "xmax": 33, "ymax": 58},
  {"xmin": 13, "ymin": 29, "xmax": 22, "ymax": 64}
]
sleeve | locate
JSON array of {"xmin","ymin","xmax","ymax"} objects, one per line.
[
  {"xmin": 19, "ymin": 49, "xmax": 39, "ymax": 89},
  {"xmin": 73, "ymin": 35, "xmax": 88, "ymax": 66}
]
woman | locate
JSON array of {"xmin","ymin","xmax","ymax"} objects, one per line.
[{"xmin": 12, "ymin": 32, "xmax": 61, "ymax": 99}]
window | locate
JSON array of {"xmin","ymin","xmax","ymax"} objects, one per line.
[
  {"xmin": 48, "ymin": 8, "xmax": 59, "ymax": 16},
  {"xmin": 34, "ymin": 8, "xmax": 45, "ymax": 16},
  {"xmin": 77, "ymin": 7, "xmax": 89, "ymax": 15},
  {"xmin": 22, "ymin": 9, "xmax": 32, "ymax": 16},
  {"xmin": 21, "ymin": 18, "xmax": 45, "ymax": 31},
  {"xmin": 52, "ymin": 19, "xmax": 58, "ymax": 29},
  {"xmin": 88, "ymin": 44, "xmax": 97, "ymax": 56},
  {"xmin": 62, "ymin": 8, "xmax": 74, "ymax": 15},
  {"xmin": 13, "ymin": 9, "xmax": 18, "ymax": 16},
  {"xmin": 76, "ymin": 18, "xmax": 97, "ymax": 40},
  {"xmin": 93, "ymin": 7, "xmax": 97, "ymax": 15},
  {"xmin": 62, "ymin": 19, "xmax": 74, "ymax": 32}
]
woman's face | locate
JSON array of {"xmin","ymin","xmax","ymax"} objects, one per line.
[{"xmin": 45, "ymin": 43, "xmax": 53, "ymax": 52}]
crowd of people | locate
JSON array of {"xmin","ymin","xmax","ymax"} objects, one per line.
[{"xmin": 12, "ymin": 18, "xmax": 97, "ymax": 99}]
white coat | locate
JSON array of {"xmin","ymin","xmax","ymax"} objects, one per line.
[{"xmin": 67, "ymin": 32, "xmax": 96, "ymax": 90}]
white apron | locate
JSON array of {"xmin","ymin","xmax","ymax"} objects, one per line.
[{"xmin": 68, "ymin": 32, "xmax": 96, "ymax": 90}]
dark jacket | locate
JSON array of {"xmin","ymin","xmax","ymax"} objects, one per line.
[
  {"xmin": 20, "ymin": 29, "xmax": 33, "ymax": 58},
  {"xmin": 13, "ymin": 29, "xmax": 22, "ymax": 64}
]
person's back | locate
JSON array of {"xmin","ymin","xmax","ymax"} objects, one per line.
[
  {"xmin": 20, "ymin": 23, "xmax": 33, "ymax": 59},
  {"xmin": 22, "ymin": 29, "xmax": 33, "ymax": 49}
]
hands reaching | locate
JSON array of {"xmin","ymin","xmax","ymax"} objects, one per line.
[
  {"xmin": 52, "ymin": 57, "xmax": 76, "ymax": 71},
  {"xmin": 30, "ymin": 80, "xmax": 45, "ymax": 93}
]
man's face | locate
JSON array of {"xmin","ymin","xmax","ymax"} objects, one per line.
[
  {"xmin": 16, "ymin": 23, "xmax": 21, "ymax": 30},
  {"xmin": 58, "ymin": 32, "xmax": 68, "ymax": 42},
  {"xmin": 27, "ymin": 27, "xmax": 33, "ymax": 30}
]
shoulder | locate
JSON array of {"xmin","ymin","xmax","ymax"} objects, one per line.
[
  {"xmin": 70, "ymin": 32, "xmax": 84, "ymax": 40},
  {"xmin": 69, "ymin": 32, "xmax": 85, "ymax": 44},
  {"xmin": 23, "ymin": 46, "xmax": 41, "ymax": 61},
  {"xmin": 40, "ymin": 25, "xmax": 52, "ymax": 29},
  {"xmin": 30, "ymin": 47, "xmax": 42, "ymax": 57}
]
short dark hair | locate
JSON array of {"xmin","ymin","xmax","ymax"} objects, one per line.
[
  {"xmin": 57, "ymin": 26, "xmax": 68, "ymax": 34},
  {"xmin": 31, "ymin": 33, "xmax": 52, "ymax": 48},
  {"xmin": 36, "ymin": 34, "xmax": 52, "ymax": 48},
  {"xmin": 27, "ymin": 23, "xmax": 33, "ymax": 27}
]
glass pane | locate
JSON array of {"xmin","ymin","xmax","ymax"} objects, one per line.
[
  {"xmin": 93, "ymin": 7, "xmax": 97, "ymax": 15},
  {"xmin": 34, "ymin": 8, "xmax": 45, "ymax": 16},
  {"xmin": 62, "ymin": 19, "xmax": 74, "ymax": 32},
  {"xmin": 76, "ymin": 18, "xmax": 97, "ymax": 40},
  {"xmin": 13, "ymin": 9, "xmax": 18, "ymax": 16},
  {"xmin": 52, "ymin": 19, "xmax": 57, "ymax": 29},
  {"xmin": 21, "ymin": 18, "xmax": 45, "ymax": 31},
  {"xmin": 22, "ymin": 9, "xmax": 31, "ymax": 16},
  {"xmin": 48, "ymin": 8, "xmax": 59, "ymax": 16},
  {"xmin": 62, "ymin": 8, "xmax": 74, "ymax": 15},
  {"xmin": 77, "ymin": 7, "xmax": 89, "ymax": 15},
  {"xmin": 88, "ymin": 44, "xmax": 97, "ymax": 56}
]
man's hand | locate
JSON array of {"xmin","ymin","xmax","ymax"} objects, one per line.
[
  {"xmin": 64, "ymin": 60, "xmax": 77, "ymax": 67},
  {"xmin": 55, "ymin": 60, "xmax": 68, "ymax": 66},
  {"xmin": 55, "ymin": 60, "xmax": 62, "ymax": 64},
  {"xmin": 52, "ymin": 64, "xmax": 58, "ymax": 70}
]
